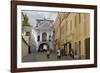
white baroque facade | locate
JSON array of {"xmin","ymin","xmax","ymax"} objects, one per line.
[{"xmin": 30, "ymin": 19, "xmax": 55, "ymax": 52}]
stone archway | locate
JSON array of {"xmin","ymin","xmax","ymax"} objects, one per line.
[{"xmin": 38, "ymin": 43, "xmax": 49, "ymax": 52}]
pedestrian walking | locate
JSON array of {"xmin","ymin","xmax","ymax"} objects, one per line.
[
  {"xmin": 57, "ymin": 49, "xmax": 61, "ymax": 59},
  {"xmin": 47, "ymin": 49, "xmax": 50, "ymax": 59}
]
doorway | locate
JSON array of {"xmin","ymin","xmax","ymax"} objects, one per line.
[{"xmin": 85, "ymin": 38, "xmax": 90, "ymax": 59}]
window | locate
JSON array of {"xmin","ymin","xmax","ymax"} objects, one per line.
[
  {"xmin": 70, "ymin": 20, "xmax": 72, "ymax": 32},
  {"xmin": 26, "ymin": 32, "xmax": 30, "ymax": 36},
  {"xmin": 49, "ymin": 35, "xmax": 51, "ymax": 41},
  {"xmin": 37, "ymin": 35, "xmax": 40, "ymax": 41},
  {"xmin": 42, "ymin": 32, "xmax": 47, "ymax": 41},
  {"xmin": 66, "ymin": 20, "xmax": 68, "ymax": 32},
  {"xmin": 79, "ymin": 13, "xmax": 81, "ymax": 24},
  {"xmin": 75, "ymin": 15, "xmax": 77, "ymax": 27}
]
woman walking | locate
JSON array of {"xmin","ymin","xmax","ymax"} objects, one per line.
[{"xmin": 57, "ymin": 49, "xmax": 61, "ymax": 59}]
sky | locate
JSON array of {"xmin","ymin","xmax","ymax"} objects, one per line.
[{"xmin": 22, "ymin": 10, "xmax": 58, "ymax": 27}]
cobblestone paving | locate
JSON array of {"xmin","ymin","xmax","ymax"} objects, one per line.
[{"xmin": 22, "ymin": 52, "xmax": 74, "ymax": 62}]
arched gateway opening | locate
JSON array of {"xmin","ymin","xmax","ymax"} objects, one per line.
[{"xmin": 38, "ymin": 43, "xmax": 49, "ymax": 52}]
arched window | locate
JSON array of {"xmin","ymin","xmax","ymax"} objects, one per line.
[
  {"xmin": 42, "ymin": 32, "xmax": 47, "ymax": 41},
  {"xmin": 49, "ymin": 35, "xmax": 51, "ymax": 41}
]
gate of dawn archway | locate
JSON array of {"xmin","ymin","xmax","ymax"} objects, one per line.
[{"xmin": 38, "ymin": 43, "xmax": 49, "ymax": 52}]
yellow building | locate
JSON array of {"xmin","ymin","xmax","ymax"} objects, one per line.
[{"xmin": 53, "ymin": 12, "xmax": 90, "ymax": 59}]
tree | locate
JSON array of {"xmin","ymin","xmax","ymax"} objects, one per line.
[{"xmin": 22, "ymin": 12, "xmax": 30, "ymax": 26}]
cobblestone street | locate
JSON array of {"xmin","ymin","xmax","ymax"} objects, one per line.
[{"xmin": 22, "ymin": 52, "xmax": 73, "ymax": 62}]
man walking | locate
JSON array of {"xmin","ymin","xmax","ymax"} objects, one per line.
[{"xmin": 47, "ymin": 49, "xmax": 50, "ymax": 59}]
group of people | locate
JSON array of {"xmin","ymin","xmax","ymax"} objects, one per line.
[{"xmin": 46, "ymin": 49, "xmax": 61, "ymax": 59}]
